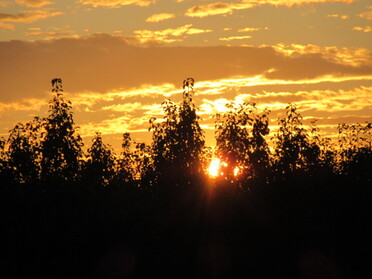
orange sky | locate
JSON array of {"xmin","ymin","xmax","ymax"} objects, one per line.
[{"xmin": 0, "ymin": 0, "xmax": 371, "ymax": 150}]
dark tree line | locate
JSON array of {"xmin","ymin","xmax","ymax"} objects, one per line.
[
  {"xmin": 1, "ymin": 78, "xmax": 371, "ymax": 187},
  {"xmin": 1, "ymin": 78, "xmax": 371, "ymax": 279}
]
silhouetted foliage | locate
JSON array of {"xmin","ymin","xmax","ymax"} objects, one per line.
[
  {"xmin": 40, "ymin": 78, "xmax": 83, "ymax": 181},
  {"xmin": 114, "ymin": 132, "xmax": 134, "ymax": 183},
  {"xmin": 85, "ymin": 132, "xmax": 115, "ymax": 186},
  {"xmin": 337, "ymin": 121, "xmax": 372, "ymax": 180},
  {"xmin": 0, "ymin": 137, "xmax": 7, "ymax": 175},
  {"xmin": 215, "ymin": 102, "xmax": 270, "ymax": 181},
  {"xmin": 273, "ymin": 104, "xmax": 310, "ymax": 176},
  {"xmin": 150, "ymin": 78, "xmax": 205, "ymax": 186},
  {"xmin": 1, "ymin": 78, "xmax": 372, "ymax": 279},
  {"xmin": 7, "ymin": 118, "xmax": 41, "ymax": 183}
]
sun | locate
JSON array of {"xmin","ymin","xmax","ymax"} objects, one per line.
[
  {"xmin": 208, "ymin": 158, "xmax": 242, "ymax": 178},
  {"xmin": 208, "ymin": 158, "xmax": 221, "ymax": 177},
  {"xmin": 207, "ymin": 158, "xmax": 229, "ymax": 178}
]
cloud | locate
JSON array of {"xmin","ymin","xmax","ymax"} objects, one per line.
[
  {"xmin": 145, "ymin": 13, "xmax": 176, "ymax": 23},
  {"xmin": 238, "ymin": 27, "xmax": 269, "ymax": 32},
  {"xmin": 0, "ymin": 10, "xmax": 63, "ymax": 24},
  {"xmin": 25, "ymin": 25, "xmax": 75, "ymax": 38},
  {"xmin": 101, "ymin": 102, "xmax": 143, "ymax": 112},
  {"xmin": 326, "ymin": 14, "xmax": 349, "ymax": 19},
  {"xmin": 185, "ymin": 2, "xmax": 255, "ymax": 18},
  {"xmin": 26, "ymin": 30, "xmax": 75, "ymax": 37},
  {"xmin": 15, "ymin": 0, "xmax": 53, "ymax": 7},
  {"xmin": 219, "ymin": 35, "xmax": 252, "ymax": 41},
  {"xmin": 133, "ymin": 24, "xmax": 212, "ymax": 43},
  {"xmin": 79, "ymin": 0, "xmax": 155, "ymax": 8},
  {"xmin": 358, "ymin": 11, "xmax": 372, "ymax": 20},
  {"xmin": 353, "ymin": 26, "xmax": 372, "ymax": 32},
  {"xmin": 0, "ymin": 34, "xmax": 371, "ymax": 104},
  {"xmin": 258, "ymin": 0, "xmax": 356, "ymax": 6},
  {"xmin": 270, "ymin": 44, "xmax": 372, "ymax": 67},
  {"xmin": 0, "ymin": 22, "xmax": 14, "ymax": 30},
  {"xmin": 185, "ymin": 0, "xmax": 357, "ymax": 18}
]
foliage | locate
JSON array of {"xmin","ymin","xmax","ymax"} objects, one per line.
[
  {"xmin": 215, "ymin": 102, "xmax": 270, "ymax": 180},
  {"xmin": 85, "ymin": 132, "xmax": 115, "ymax": 186},
  {"xmin": 337, "ymin": 121, "xmax": 372, "ymax": 179},
  {"xmin": 0, "ymin": 137, "xmax": 7, "ymax": 173},
  {"xmin": 149, "ymin": 78, "xmax": 205, "ymax": 185},
  {"xmin": 114, "ymin": 132, "xmax": 134, "ymax": 183},
  {"xmin": 0, "ymin": 77, "xmax": 370, "ymax": 187},
  {"xmin": 7, "ymin": 118, "xmax": 41, "ymax": 183},
  {"xmin": 40, "ymin": 78, "xmax": 83, "ymax": 181},
  {"xmin": 273, "ymin": 104, "xmax": 310, "ymax": 175}
]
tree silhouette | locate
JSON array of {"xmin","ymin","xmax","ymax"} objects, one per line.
[
  {"xmin": 114, "ymin": 132, "xmax": 134, "ymax": 183},
  {"xmin": 7, "ymin": 118, "xmax": 41, "ymax": 183},
  {"xmin": 150, "ymin": 78, "xmax": 204, "ymax": 186},
  {"xmin": 40, "ymin": 78, "xmax": 83, "ymax": 181},
  {"xmin": 273, "ymin": 104, "xmax": 309, "ymax": 176},
  {"xmin": 215, "ymin": 102, "xmax": 270, "ymax": 180},
  {"xmin": 132, "ymin": 141, "xmax": 153, "ymax": 186},
  {"xmin": 85, "ymin": 132, "xmax": 115, "ymax": 186},
  {"xmin": 337, "ymin": 121, "xmax": 372, "ymax": 179},
  {"xmin": 0, "ymin": 136, "xmax": 8, "ymax": 178},
  {"xmin": 1, "ymin": 76, "xmax": 372, "ymax": 279}
]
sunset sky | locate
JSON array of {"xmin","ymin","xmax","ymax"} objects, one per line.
[{"xmin": 1, "ymin": 0, "xmax": 371, "ymax": 150}]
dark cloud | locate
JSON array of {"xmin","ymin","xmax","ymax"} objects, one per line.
[{"xmin": 0, "ymin": 33, "xmax": 371, "ymax": 102}]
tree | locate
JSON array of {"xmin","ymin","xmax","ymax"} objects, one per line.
[
  {"xmin": 0, "ymin": 137, "xmax": 8, "ymax": 177},
  {"xmin": 40, "ymin": 78, "xmax": 83, "ymax": 181},
  {"xmin": 7, "ymin": 118, "xmax": 41, "ymax": 183},
  {"xmin": 215, "ymin": 102, "xmax": 270, "ymax": 180},
  {"xmin": 85, "ymin": 132, "xmax": 115, "ymax": 186},
  {"xmin": 149, "ymin": 78, "xmax": 205, "ymax": 185},
  {"xmin": 114, "ymin": 132, "xmax": 135, "ymax": 183},
  {"xmin": 337, "ymin": 121, "xmax": 372, "ymax": 179},
  {"xmin": 273, "ymin": 104, "xmax": 309, "ymax": 176}
]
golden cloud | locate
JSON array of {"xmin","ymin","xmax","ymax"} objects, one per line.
[
  {"xmin": 26, "ymin": 30, "xmax": 75, "ymax": 37},
  {"xmin": 101, "ymin": 102, "xmax": 143, "ymax": 112},
  {"xmin": 16, "ymin": 0, "xmax": 53, "ymax": 7},
  {"xmin": 238, "ymin": 27, "xmax": 269, "ymax": 32},
  {"xmin": 219, "ymin": 35, "xmax": 252, "ymax": 41},
  {"xmin": 270, "ymin": 43, "xmax": 372, "ymax": 67},
  {"xmin": 79, "ymin": 0, "xmax": 155, "ymax": 8},
  {"xmin": 1, "ymin": 34, "xmax": 371, "ymax": 104},
  {"xmin": 258, "ymin": 0, "xmax": 356, "ymax": 6},
  {"xmin": 185, "ymin": 0, "xmax": 357, "ymax": 18},
  {"xmin": 0, "ymin": 22, "xmax": 14, "ymax": 30},
  {"xmin": 133, "ymin": 24, "xmax": 212, "ymax": 43},
  {"xmin": 353, "ymin": 26, "xmax": 372, "ymax": 32},
  {"xmin": 145, "ymin": 13, "xmax": 176, "ymax": 23},
  {"xmin": 358, "ymin": 11, "xmax": 372, "ymax": 20},
  {"xmin": 185, "ymin": 2, "xmax": 255, "ymax": 18},
  {"xmin": 326, "ymin": 14, "xmax": 349, "ymax": 19},
  {"xmin": 0, "ymin": 10, "xmax": 63, "ymax": 24}
]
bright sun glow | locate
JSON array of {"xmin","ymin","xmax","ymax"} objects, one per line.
[
  {"xmin": 208, "ymin": 158, "xmax": 221, "ymax": 177},
  {"xmin": 208, "ymin": 158, "xmax": 242, "ymax": 178},
  {"xmin": 208, "ymin": 158, "xmax": 229, "ymax": 178}
]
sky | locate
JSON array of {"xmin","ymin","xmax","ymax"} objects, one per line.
[{"xmin": 0, "ymin": 0, "xmax": 371, "ymax": 151}]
